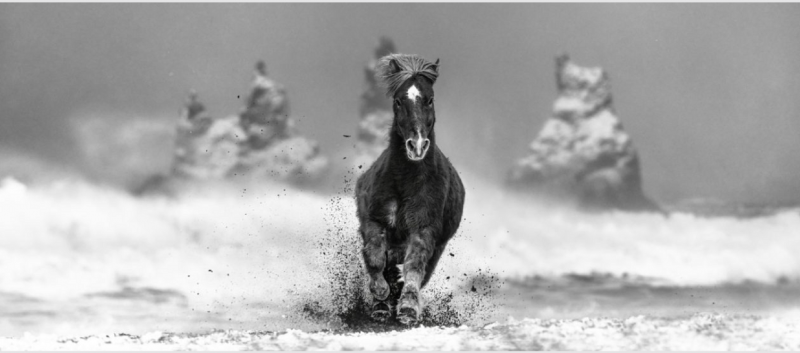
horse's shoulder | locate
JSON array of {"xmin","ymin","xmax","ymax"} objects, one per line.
[
  {"xmin": 358, "ymin": 150, "xmax": 387, "ymax": 179},
  {"xmin": 356, "ymin": 151, "xmax": 394, "ymax": 197}
]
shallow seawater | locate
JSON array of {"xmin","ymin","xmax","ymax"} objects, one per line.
[
  {"xmin": 1, "ymin": 174, "xmax": 800, "ymax": 345},
  {"xmin": 4, "ymin": 313, "xmax": 800, "ymax": 350}
]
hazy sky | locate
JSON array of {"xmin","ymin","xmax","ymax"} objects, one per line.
[{"xmin": 1, "ymin": 4, "xmax": 799, "ymax": 203}]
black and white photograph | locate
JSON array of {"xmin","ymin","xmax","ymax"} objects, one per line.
[{"xmin": 1, "ymin": 2, "xmax": 800, "ymax": 350}]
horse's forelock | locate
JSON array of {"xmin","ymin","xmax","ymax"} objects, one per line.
[{"xmin": 376, "ymin": 54, "xmax": 439, "ymax": 98}]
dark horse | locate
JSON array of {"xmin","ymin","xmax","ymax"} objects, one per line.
[{"xmin": 355, "ymin": 54, "xmax": 465, "ymax": 325}]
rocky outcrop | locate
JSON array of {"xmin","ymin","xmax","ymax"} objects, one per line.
[
  {"xmin": 231, "ymin": 61, "xmax": 328, "ymax": 182},
  {"xmin": 142, "ymin": 61, "xmax": 328, "ymax": 193},
  {"xmin": 239, "ymin": 61, "xmax": 293, "ymax": 150},
  {"xmin": 508, "ymin": 54, "xmax": 659, "ymax": 212},
  {"xmin": 172, "ymin": 91, "xmax": 245, "ymax": 180},
  {"xmin": 352, "ymin": 37, "xmax": 397, "ymax": 170}
]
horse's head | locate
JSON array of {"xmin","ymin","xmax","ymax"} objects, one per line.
[
  {"xmin": 393, "ymin": 70, "xmax": 438, "ymax": 161},
  {"xmin": 377, "ymin": 54, "xmax": 440, "ymax": 162}
]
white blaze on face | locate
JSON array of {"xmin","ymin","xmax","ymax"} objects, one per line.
[
  {"xmin": 404, "ymin": 84, "xmax": 428, "ymax": 160},
  {"xmin": 406, "ymin": 85, "xmax": 421, "ymax": 102},
  {"xmin": 414, "ymin": 127, "xmax": 424, "ymax": 156}
]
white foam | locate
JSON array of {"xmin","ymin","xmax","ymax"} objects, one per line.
[
  {"xmin": 0, "ymin": 173, "xmax": 798, "ymax": 309},
  {"xmin": 444, "ymin": 174, "xmax": 800, "ymax": 286}
]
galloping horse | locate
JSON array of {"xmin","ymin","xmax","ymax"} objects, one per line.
[{"xmin": 355, "ymin": 54, "xmax": 465, "ymax": 325}]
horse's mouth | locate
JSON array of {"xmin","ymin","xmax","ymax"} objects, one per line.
[{"xmin": 406, "ymin": 151, "xmax": 426, "ymax": 161}]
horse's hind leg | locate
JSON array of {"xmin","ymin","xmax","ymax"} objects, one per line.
[
  {"xmin": 397, "ymin": 231, "xmax": 435, "ymax": 325},
  {"xmin": 360, "ymin": 221, "xmax": 390, "ymax": 321}
]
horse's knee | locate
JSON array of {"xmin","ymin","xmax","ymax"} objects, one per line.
[
  {"xmin": 404, "ymin": 235, "xmax": 434, "ymax": 266},
  {"xmin": 362, "ymin": 232, "xmax": 390, "ymax": 300},
  {"xmin": 369, "ymin": 276, "xmax": 390, "ymax": 301},
  {"xmin": 360, "ymin": 221, "xmax": 384, "ymax": 241},
  {"xmin": 362, "ymin": 244, "xmax": 386, "ymax": 272},
  {"xmin": 361, "ymin": 224, "xmax": 387, "ymax": 271}
]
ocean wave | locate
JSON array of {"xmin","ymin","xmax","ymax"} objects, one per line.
[
  {"xmin": 1, "ymin": 174, "xmax": 800, "ymax": 336},
  {"xmin": 1, "ymin": 175, "xmax": 800, "ymax": 296}
]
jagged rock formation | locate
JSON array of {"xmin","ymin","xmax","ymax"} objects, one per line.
[
  {"xmin": 352, "ymin": 37, "xmax": 397, "ymax": 170},
  {"xmin": 172, "ymin": 91, "xmax": 245, "ymax": 180},
  {"xmin": 508, "ymin": 54, "xmax": 659, "ymax": 212},
  {"xmin": 231, "ymin": 61, "xmax": 328, "ymax": 181},
  {"xmin": 239, "ymin": 61, "xmax": 293, "ymax": 150},
  {"xmin": 140, "ymin": 61, "xmax": 328, "ymax": 193}
]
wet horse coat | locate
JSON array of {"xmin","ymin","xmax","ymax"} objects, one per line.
[{"xmin": 355, "ymin": 54, "xmax": 465, "ymax": 324}]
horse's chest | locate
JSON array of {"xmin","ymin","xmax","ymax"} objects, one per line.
[
  {"xmin": 384, "ymin": 199, "xmax": 419, "ymax": 233},
  {"xmin": 383, "ymin": 193, "xmax": 440, "ymax": 231},
  {"xmin": 384, "ymin": 200, "xmax": 399, "ymax": 228},
  {"xmin": 377, "ymin": 176, "xmax": 445, "ymax": 233}
]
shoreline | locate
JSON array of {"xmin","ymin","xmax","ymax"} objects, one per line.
[{"xmin": 3, "ymin": 313, "xmax": 799, "ymax": 351}]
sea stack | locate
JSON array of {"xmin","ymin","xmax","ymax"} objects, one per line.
[
  {"xmin": 352, "ymin": 36, "xmax": 397, "ymax": 171},
  {"xmin": 171, "ymin": 90, "xmax": 245, "ymax": 180},
  {"xmin": 165, "ymin": 61, "xmax": 328, "ymax": 184},
  {"xmin": 233, "ymin": 60, "xmax": 328, "ymax": 182},
  {"xmin": 508, "ymin": 54, "xmax": 659, "ymax": 212}
]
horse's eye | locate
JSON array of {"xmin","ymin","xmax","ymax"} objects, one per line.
[
  {"xmin": 427, "ymin": 97, "xmax": 434, "ymax": 107},
  {"xmin": 394, "ymin": 99, "xmax": 402, "ymax": 107}
]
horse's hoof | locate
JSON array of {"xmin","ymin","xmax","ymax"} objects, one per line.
[
  {"xmin": 371, "ymin": 302, "xmax": 392, "ymax": 322},
  {"xmin": 396, "ymin": 290, "xmax": 420, "ymax": 325},
  {"xmin": 397, "ymin": 306, "xmax": 418, "ymax": 325}
]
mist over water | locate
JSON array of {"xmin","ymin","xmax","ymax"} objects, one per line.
[
  {"xmin": 1, "ymin": 170, "xmax": 800, "ymax": 336},
  {"xmin": 1, "ymin": 4, "xmax": 800, "ymax": 203}
]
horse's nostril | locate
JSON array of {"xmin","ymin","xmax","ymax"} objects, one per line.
[
  {"xmin": 422, "ymin": 139, "xmax": 430, "ymax": 151},
  {"xmin": 406, "ymin": 140, "xmax": 415, "ymax": 151}
]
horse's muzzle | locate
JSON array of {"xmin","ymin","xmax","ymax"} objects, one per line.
[{"xmin": 405, "ymin": 137, "xmax": 430, "ymax": 161}]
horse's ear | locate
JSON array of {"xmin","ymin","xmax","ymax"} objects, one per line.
[
  {"xmin": 432, "ymin": 58, "xmax": 440, "ymax": 74},
  {"xmin": 389, "ymin": 59, "xmax": 402, "ymax": 75}
]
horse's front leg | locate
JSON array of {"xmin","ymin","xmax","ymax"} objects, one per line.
[
  {"xmin": 397, "ymin": 227, "xmax": 436, "ymax": 325},
  {"xmin": 360, "ymin": 220, "xmax": 391, "ymax": 321}
]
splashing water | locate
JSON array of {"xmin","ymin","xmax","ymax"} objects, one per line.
[
  {"xmin": 292, "ymin": 169, "xmax": 501, "ymax": 332},
  {"xmin": 1, "ymin": 171, "xmax": 800, "ymax": 337}
]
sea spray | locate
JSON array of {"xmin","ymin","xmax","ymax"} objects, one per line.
[
  {"xmin": 293, "ymin": 168, "xmax": 501, "ymax": 331},
  {"xmin": 2, "ymin": 175, "xmax": 800, "ymax": 336}
]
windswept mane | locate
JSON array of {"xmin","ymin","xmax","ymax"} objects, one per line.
[{"xmin": 376, "ymin": 54, "xmax": 439, "ymax": 97}]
